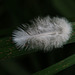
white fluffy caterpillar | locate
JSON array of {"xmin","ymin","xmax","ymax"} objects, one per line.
[{"xmin": 12, "ymin": 16, "xmax": 72, "ymax": 51}]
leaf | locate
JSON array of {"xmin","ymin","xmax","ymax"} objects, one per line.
[{"xmin": 33, "ymin": 54, "xmax": 75, "ymax": 75}]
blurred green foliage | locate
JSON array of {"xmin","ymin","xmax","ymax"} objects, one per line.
[
  {"xmin": 1, "ymin": 0, "xmax": 75, "ymax": 30},
  {"xmin": 0, "ymin": 0, "xmax": 75, "ymax": 75}
]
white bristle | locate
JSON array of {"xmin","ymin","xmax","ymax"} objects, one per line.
[{"xmin": 12, "ymin": 16, "xmax": 72, "ymax": 51}]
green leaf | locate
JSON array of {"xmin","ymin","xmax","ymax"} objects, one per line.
[{"xmin": 33, "ymin": 54, "xmax": 75, "ymax": 75}]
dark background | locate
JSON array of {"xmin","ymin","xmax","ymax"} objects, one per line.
[
  {"xmin": 0, "ymin": 0, "xmax": 75, "ymax": 75},
  {"xmin": 1, "ymin": 0, "xmax": 75, "ymax": 30}
]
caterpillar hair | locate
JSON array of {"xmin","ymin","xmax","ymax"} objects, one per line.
[{"xmin": 12, "ymin": 16, "xmax": 72, "ymax": 51}]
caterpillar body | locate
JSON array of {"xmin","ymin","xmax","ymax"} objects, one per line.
[{"xmin": 12, "ymin": 16, "xmax": 72, "ymax": 51}]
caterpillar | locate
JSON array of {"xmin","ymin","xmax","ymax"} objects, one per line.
[{"xmin": 12, "ymin": 16, "xmax": 72, "ymax": 51}]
